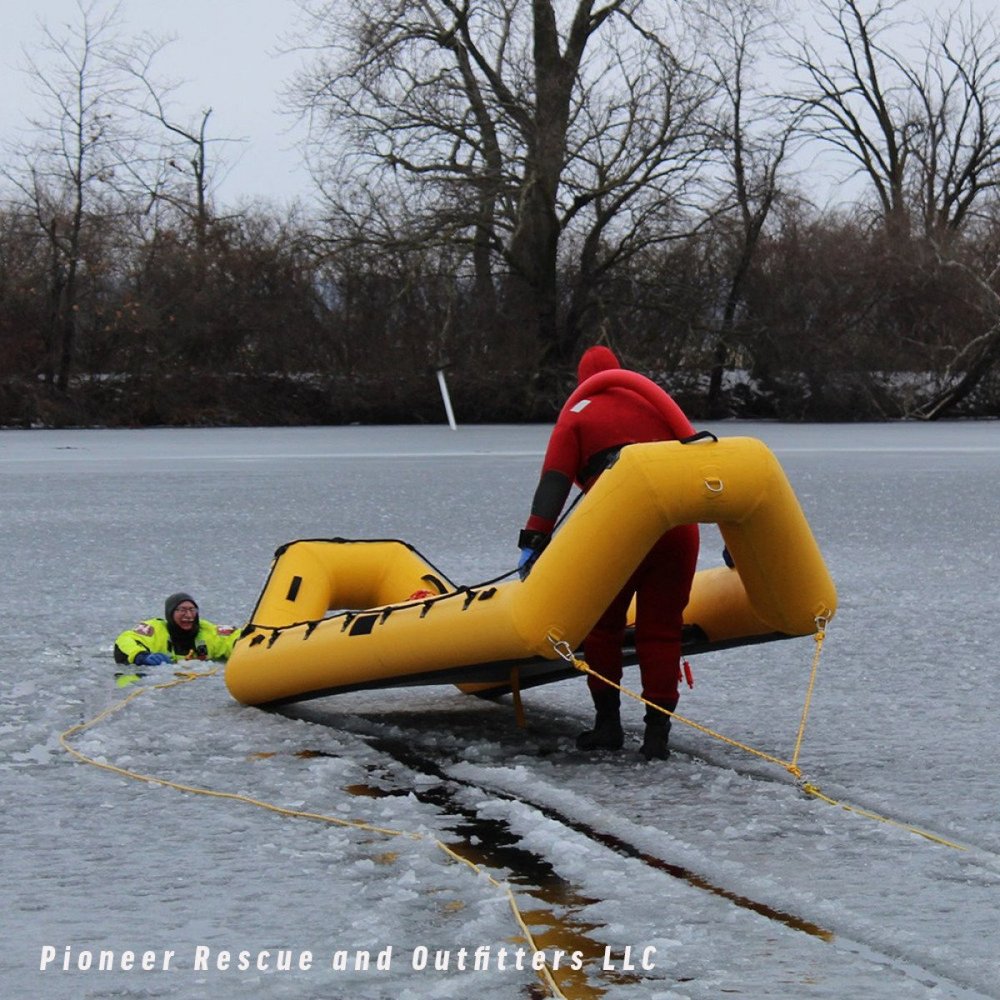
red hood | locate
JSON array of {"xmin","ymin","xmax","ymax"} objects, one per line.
[{"xmin": 576, "ymin": 346, "xmax": 621, "ymax": 384}]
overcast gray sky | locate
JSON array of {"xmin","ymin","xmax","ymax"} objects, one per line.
[
  {"xmin": 2, "ymin": 0, "xmax": 993, "ymax": 213},
  {"xmin": 0, "ymin": 0, "xmax": 313, "ymax": 206}
]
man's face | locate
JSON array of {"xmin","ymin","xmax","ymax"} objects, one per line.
[{"xmin": 172, "ymin": 601, "xmax": 198, "ymax": 632}]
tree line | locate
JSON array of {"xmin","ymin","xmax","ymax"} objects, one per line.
[{"xmin": 1, "ymin": 0, "xmax": 999, "ymax": 428}]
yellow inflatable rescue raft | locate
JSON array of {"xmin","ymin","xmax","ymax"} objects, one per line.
[{"xmin": 226, "ymin": 436, "xmax": 836, "ymax": 707}]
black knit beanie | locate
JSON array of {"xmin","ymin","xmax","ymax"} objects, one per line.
[{"xmin": 165, "ymin": 592, "xmax": 198, "ymax": 620}]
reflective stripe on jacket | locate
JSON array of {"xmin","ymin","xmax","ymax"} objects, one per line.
[{"xmin": 113, "ymin": 618, "xmax": 239, "ymax": 665}]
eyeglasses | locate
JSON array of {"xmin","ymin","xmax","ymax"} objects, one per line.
[{"xmin": 173, "ymin": 606, "xmax": 198, "ymax": 616}]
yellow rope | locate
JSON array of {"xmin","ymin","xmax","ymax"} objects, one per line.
[
  {"xmin": 433, "ymin": 841, "xmax": 569, "ymax": 998},
  {"xmin": 799, "ymin": 784, "xmax": 968, "ymax": 851},
  {"xmin": 790, "ymin": 624, "xmax": 826, "ymax": 774},
  {"xmin": 548, "ymin": 633, "xmax": 969, "ymax": 853},
  {"xmin": 60, "ymin": 669, "xmax": 569, "ymax": 1000},
  {"xmin": 549, "ymin": 638, "xmax": 798, "ymax": 776}
]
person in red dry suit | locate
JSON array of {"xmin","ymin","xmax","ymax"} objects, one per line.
[{"xmin": 517, "ymin": 346, "xmax": 700, "ymax": 760}]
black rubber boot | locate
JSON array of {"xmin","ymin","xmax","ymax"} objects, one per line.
[
  {"xmin": 639, "ymin": 699, "xmax": 677, "ymax": 761},
  {"xmin": 576, "ymin": 689, "xmax": 624, "ymax": 751}
]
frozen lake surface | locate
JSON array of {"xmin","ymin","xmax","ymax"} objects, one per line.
[{"xmin": 2, "ymin": 420, "xmax": 999, "ymax": 999}]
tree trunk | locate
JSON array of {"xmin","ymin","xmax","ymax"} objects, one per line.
[{"xmin": 914, "ymin": 323, "xmax": 1000, "ymax": 420}]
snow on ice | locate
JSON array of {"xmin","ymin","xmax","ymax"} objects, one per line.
[{"xmin": 2, "ymin": 420, "xmax": 999, "ymax": 999}]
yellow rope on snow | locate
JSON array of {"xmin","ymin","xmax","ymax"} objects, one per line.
[
  {"xmin": 789, "ymin": 623, "xmax": 827, "ymax": 775},
  {"xmin": 433, "ymin": 840, "xmax": 570, "ymax": 998},
  {"xmin": 60, "ymin": 669, "xmax": 570, "ymax": 1000},
  {"xmin": 798, "ymin": 784, "xmax": 968, "ymax": 851},
  {"xmin": 548, "ymin": 636, "xmax": 799, "ymax": 776},
  {"xmin": 547, "ymin": 630, "xmax": 970, "ymax": 853}
]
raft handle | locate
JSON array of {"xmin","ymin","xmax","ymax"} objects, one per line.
[{"xmin": 680, "ymin": 430, "xmax": 718, "ymax": 444}]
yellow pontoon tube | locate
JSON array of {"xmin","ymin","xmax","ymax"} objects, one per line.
[{"xmin": 225, "ymin": 436, "xmax": 836, "ymax": 707}]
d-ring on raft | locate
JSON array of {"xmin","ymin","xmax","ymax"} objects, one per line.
[{"xmin": 225, "ymin": 436, "xmax": 837, "ymax": 707}]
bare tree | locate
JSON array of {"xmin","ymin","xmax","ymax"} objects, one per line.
[
  {"xmin": 789, "ymin": 0, "xmax": 918, "ymax": 236},
  {"xmin": 287, "ymin": 0, "xmax": 718, "ymax": 367},
  {"xmin": 117, "ymin": 35, "xmax": 246, "ymax": 260},
  {"xmin": 787, "ymin": 0, "xmax": 1000, "ymax": 417},
  {"xmin": 2, "ymin": 0, "xmax": 143, "ymax": 391},
  {"xmin": 905, "ymin": 234, "xmax": 1000, "ymax": 418},
  {"xmin": 903, "ymin": 5, "xmax": 1000, "ymax": 237},
  {"xmin": 790, "ymin": 0, "xmax": 1000, "ymax": 239},
  {"xmin": 695, "ymin": 0, "xmax": 800, "ymax": 416}
]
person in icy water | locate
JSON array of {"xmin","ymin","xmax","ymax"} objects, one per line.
[
  {"xmin": 113, "ymin": 592, "xmax": 239, "ymax": 667},
  {"xmin": 517, "ymin": 346, "xmax": 700, "ymax": 760}
]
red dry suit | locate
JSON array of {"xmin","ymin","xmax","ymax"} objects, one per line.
[{"xmin": 523, "ymin": 346, "xmax": 700, "ymax": 704}]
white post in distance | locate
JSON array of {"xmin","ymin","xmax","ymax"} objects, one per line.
[{"xmin": 436, "ymin": 368, "xmax": 458, "ymax": 430}]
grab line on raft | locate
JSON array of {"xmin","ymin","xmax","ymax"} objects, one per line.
[
  {"xmin": 546, "ymin": 632, "xmax": 969, "ymax": 853},
  {"xmin": 59, "ymin": 670, "xmax": 572, "ymax": 1000}
]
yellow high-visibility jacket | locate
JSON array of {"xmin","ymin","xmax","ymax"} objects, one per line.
[{"xmin": 114, "ymin": 617, "xmax": 240, "ymax": 665}]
